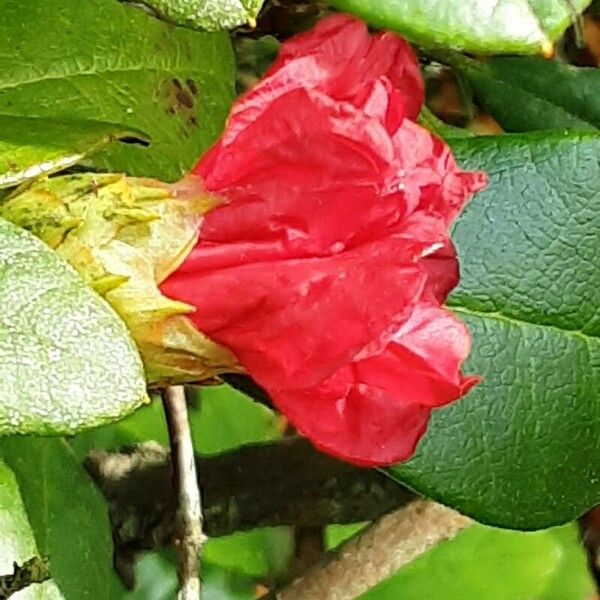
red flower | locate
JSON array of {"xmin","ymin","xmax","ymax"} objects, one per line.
[{"xmin": 161, "ymin": 15, "xmax": 487, "ymax": 466}]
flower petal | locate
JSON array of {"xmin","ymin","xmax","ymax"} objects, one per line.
[
  {"xmin": 196, "ymin": 14, "xmax": 424, "ymax": 156},
  {"xmin": 269, "ymin": 368, "xmax": 432, "ymax": 467},
  {"xmin": 161, "ymin": 239, "xmax": 428, "ymax": 389},
  {"xmin": 270, "ymin": 14, "xmax": 425, "ymax": 119},
  {"xmin": 162, "ymin": 15, "xmax": 487, "ymax": 467},
  {"xmin": 352, "ymin": 304, "xmax": 478, "ymax": 407},
  {"xmin": 264, "ymin": 305, "xmax": 476, "ymax": 466},
  {"xmin": 196, "ymin": 87, "xmax": 405, "ymax": 257}
]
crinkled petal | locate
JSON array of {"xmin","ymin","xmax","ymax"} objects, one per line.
[
  {"xmin": 269, "ymin": 14, "xmax": 424, "ymax": 119},
  {"xmin": 161, "ymin": 239, "xmax": 428, "ymax": 389},
  {"xmin": 420, "ymin": 239, "xmax": 460, "ymax": 303},
  {"xmin": 196, "ymin": 87, "xmax": 409, "ymax": 257},
  {"xmin": 164, "ymin": 15, "xmax": 487, "ymax": 467},
  {"xmin": 358, "ymin": 304, "xmax": 478, "ymax": 407},
  {"xmin": 197, "ymin": 14, "xmax": 424, "ymax": 154},
  {"xmin": 268, "ymin": 368, "xmax": 432, "ymax": 467},
  {"xmin": 393, "ymin": 120, "xmax": 488, "ymax": 224},
  {"xmin": 264, "ymin": 304, "xmax": 476, "ymax": 466}
]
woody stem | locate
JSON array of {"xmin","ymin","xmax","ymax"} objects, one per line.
[
  {"xmin": 162, "ymin": 386, "xmax": 203, "ymax": 600},
  {"xmin": 275, "ymin": 499, "xmax": 472, "ymax": 600}
]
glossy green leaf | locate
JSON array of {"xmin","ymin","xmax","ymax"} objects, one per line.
[
  {"xmin": 453, "ymin": 55, "xmax": 600, "ymax": 132},
  {"xmin": 328, "ymin": 0, "xmax": 591, "ymax": 54},
  {"xmin": 390, "ymin": 132, "xmax": 600, "ymax": 528},
  {"xmin": 0, "ymin": 218, "xmax": 147, "ymax": 435},
  {"xmin": 139, "ymin": 0, "xmax": 265, "ymax": 30},
  {"xmin": 0, "ymin": 0, "xmax": 235, "ymax": 181},
  {"xmin": 359, "ymin": 524, "xmax": 593, "ymax": 600},
  {"xmin": 0, "ymin": 438, "xmax": 124, "ymax": 599},
  {"xmin": 0, "ymin": 117, "xmax": 141, "ymax": 189}
]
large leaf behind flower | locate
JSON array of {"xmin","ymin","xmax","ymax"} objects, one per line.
[
  {"xmin": 0, "ymin": 217, "xmax": 147, "ymax": 435},
  {"xmin": 329, "ymin": 0, "xmax": 591, "ymax": 55},
  {"xmin": 0, "ymin": 0, "xmax": 235, "ymax": 181},
  {"xmin": 390, "ymin": 132, "xmax": 600, "ymax": 529}
]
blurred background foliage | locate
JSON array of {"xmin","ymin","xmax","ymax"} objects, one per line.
[{"xmin": 71, "ymin": 383, "xmax": 596, "ymax": 599}]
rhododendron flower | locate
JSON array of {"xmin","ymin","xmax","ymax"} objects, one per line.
[
  {"xmin": 4, "ymin": 15, "xmax": 486, "ymax": 466},
  {"xmin": 160, "ymin": 14, "xmax": 487, "ymax": 466}
]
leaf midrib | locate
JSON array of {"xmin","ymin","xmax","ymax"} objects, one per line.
[
  {"xmin": 0, "ymin": 65, "xmax": 204, "ymax": 94},
  {"xmin": 450, "ymin": 303, "xmax": 599, "ymax": 343}
]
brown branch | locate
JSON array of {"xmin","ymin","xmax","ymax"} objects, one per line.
[
  {"xmin": 579, "ymin": 506, "xmax": 600, "ymax": 592},
  {"xmin": 276, "ymin": 500, "xmax": 472, "ymax": 600},
  {"xmin": 0, "ymin": 556, "xmax": 50, "ymax": 599},
  {"xmin": 86, "ymin": 437, "xmax": 416, "ymax": 587},
  {"xmin": 162, "ymin": 386, "xmax": 203, "ymax": 600},
  {"xmin": 287, "ymin": 527, "xmax": 326, "ymax": 583}
]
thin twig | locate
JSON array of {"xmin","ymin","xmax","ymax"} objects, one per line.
[
  {"xmin": 162, "ymin": 386, "xmax": 203, "ymax": 600},
  {"xmin": 276, "ymin": 499, "xmax": 472, "ymax": 600}
]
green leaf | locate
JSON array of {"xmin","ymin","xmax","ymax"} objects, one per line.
[
  {"xmin": 189, "ymin": 385, "xmax": 282, "ymax": 454},
  {"xmin": 0, "ymin": 459, "xmax": 41, "ymax": 575},
  {"xmin": 0, "ymin": 116, "xmax": 141, "ymax": 189},
  {"xmin": 452, "ymin": 55, "xmax": 600, "ymax": 132},
  {"xmin": 71, "ymin": 384, "xmax": 281, "ymax": 459},
  {"xmin": 203, "ymin": 529, "xmax": 292, "ymax": 578},
  {"xmin": 328, "ymin": 0, "xmax": 591, "ymax": 54},
  {"xmin": 0, "ymin": 0, "xmax": 235, "ymax": 181},
  {"xmin": 0, "ymin": 458, "xmax": 64, "ymax": 599},
  {"xmin": 418, "ymin": 106, "xmax": 472, "ymax": 139},
  {"xmin": 359, "ymin": 524, "xmax": 593, "ymax": 600},
  {"xmin": 0, "ymin": 438, "xmax": 123, "ymax": 599},
  {"xmin": 139, "ymin": 0, "xmax": 265, "ymax": 30},
  {"xmin": 390, "ymin": 132, "xmax": 600, "ymax": 528},
  {"xmin": 0, "ymin": 218, "xmax": 147, "ymax": 435}
]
